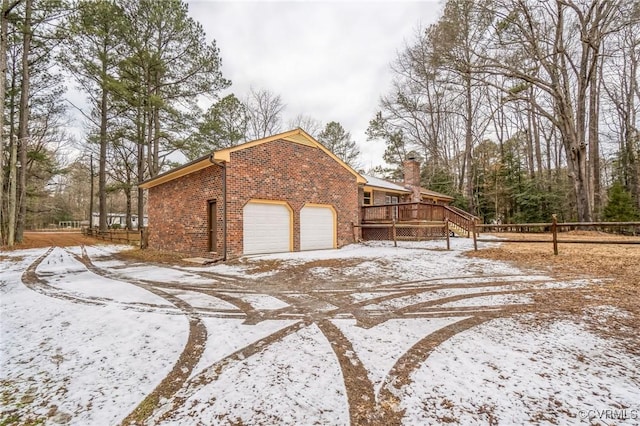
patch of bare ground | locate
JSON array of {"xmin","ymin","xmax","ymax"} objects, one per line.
[
  {"xmin": 468, "ymin": 231, "xmax": 640, "ymax": 353},
  {"xmin": 232, "ymin": 257, "xmax": 285, "ymax": 274},
  {"xmin": 1, "ymin": 231, "xmax": 102, "ymax": 250},
  {"xmin": 256, "ymin": 258, "xmax": 369, "ymax": 288},
  {"xmin": 114, "ymin": 247, "xmax": 195, "ymax": 266}
]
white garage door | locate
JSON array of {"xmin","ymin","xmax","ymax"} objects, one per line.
[
  {"xmin": 300, "ymin": 205, "xmax": 335, "ymax": 251},
  {"xmin": 243, "ymin": 202, "xmax": 291, "ymax": 255}
]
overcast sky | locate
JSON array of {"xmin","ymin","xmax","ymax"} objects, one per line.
[{"xmin": 187, "ymin": 0, "xmax": 443, "ymax": 169}]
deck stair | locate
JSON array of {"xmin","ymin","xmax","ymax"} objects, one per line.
[{"xmin": 360, "ymin": 202, "xmax": 478, "ymax": 241}]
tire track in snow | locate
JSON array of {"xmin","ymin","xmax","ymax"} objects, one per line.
[
  {"xmin": 151, "ymin": 320, "xmax": 310, "ymax": 424},
  {"xmin": 22, "ymin": 247, "xmax": 186, "ymax": 313},
  {"xmin": 67, "ymin": 248, "xmax": 208, "ymax": 426},
  {"xmin": 21, "ymin": 247, "xmax": 104, "ymax": 306},
  {"xmin": 315, "ymin": 319, "xmax": 379, "ymax": 425},
  {"xmin": 376, "ymin": 314, "xmax": 499, "ymax": 424},
  {"xmin": 33, "ymin": 244, "xmax": 601, "ymax": 424},
  {"xmin": 395, "ymin": 289, "xmax": 537, "ymax": 316}
]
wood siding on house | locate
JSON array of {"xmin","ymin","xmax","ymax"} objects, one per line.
[{"xmin": 371, "ymin": 189, "xmax": 410, "ymax": 205}]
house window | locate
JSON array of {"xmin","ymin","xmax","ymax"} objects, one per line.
[
  {"xmin": 363, "ymin": 191, "xmax": 372, "ymax": 205},
  {"xmin": 385, "ymin": 195, "xmax": 399, "ymax": 220}
]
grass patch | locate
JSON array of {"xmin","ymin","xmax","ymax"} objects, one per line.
[{"xmin": 115, "ymin": 248, "xmax": 194, "ymax": 266}]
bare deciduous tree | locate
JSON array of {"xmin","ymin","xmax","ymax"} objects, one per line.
[{"xmin": 245, "ymin": 87, "xmax": 285, "ymax": 140}]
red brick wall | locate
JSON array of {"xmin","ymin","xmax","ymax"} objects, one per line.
[
  {"xmin": 403, "ymin": 159, "xmax": 421, "ymax": 186},
  {"xmin": 225, "ymin": 139, "xmax": 359, "ymax": 256},
  {"xmin": 147, "ymin": 165, "xmax": 224, "ymax": 256},
  {"xmin": 147, "ymin": 139, "xmax": 360, "ymax": 257}
]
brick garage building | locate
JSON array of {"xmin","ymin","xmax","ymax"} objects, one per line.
[{"xmin": 139, "ymin": 129, "xmax": 366, "ymax": 258}]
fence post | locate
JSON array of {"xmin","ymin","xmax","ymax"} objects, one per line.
[
  {"xmin": 552, "ymin": 214, "xmax": 558, "ymax": 255},
  {"xmin": 445, "ymin": 220, "xmax": 450, "ymax": 250}
]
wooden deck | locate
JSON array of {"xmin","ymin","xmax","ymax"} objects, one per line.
[{"xmin": 360, "ymin": 202, "xmax": 477, "ymax": 240}]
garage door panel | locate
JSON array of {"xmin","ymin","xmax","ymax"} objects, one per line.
[
  {"xmin": 243, "ymin": 202, "xmax": 291, "ymax": 255},
  {"xmin": 300, "ymin": 205, "xmax": 335, "ymax": 251}
]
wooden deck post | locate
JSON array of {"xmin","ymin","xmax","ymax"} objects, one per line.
[
  {"xmin": 472, "ymin": 220, "xmax": 477, "ymax": 251},
  {"xmin": 392, "ymin": 220, "xmax": 397, "ymax": 247},
  {"xmin": 445, "ymin": 220, "xmax": 450, "ymax": 250},
  {"xmin": 552, "ymin": 214, "xmax": 558, "ymax": 255}
]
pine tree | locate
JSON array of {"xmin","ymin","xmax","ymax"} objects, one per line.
[
  {"xmin": 318, "ymin": 121, "xmax": 361, "ymax": 169},
  {"xmin": 61, "ymin": 0, "xmax": 127, "ymax": 232},
  {"xmin": 184, "ymin": 94, "xmax": 247, "ymax": 160},
  {"xmin": 603, "ymin": 181, "xmax": 640, "ymax": 222}
]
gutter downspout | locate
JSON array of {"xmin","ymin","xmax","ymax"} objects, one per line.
[{"xmin": 209, "ymin": 155, "xmax": 227, "ymax": 261}]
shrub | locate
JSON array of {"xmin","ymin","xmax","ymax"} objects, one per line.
[{"xmin": 603, "ymin": 181, "xmax": 640, "ymax": 222}]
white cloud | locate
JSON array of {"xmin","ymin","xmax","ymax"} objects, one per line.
[{"xmin": 188, "ymin": 0, "xmax": 442, "ymax": 169}]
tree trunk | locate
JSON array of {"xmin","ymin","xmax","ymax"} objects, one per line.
[
  {"xmin": 7, "ymin": 135, "xmax": 17, "ymax": 245},
  {"xmin": 463, "ymin": 71, "xmax": 474, "ymax": 213},
  {"xmin": 522, "ymin": 107, "xmax": 534, "ymax": 179},
  {"xmin": 137, "ymin": 104, "xmax": 145, "ymax": 231},
  {"xmin": 554, "ymin": 2, "xmax": 592, "ymax": 222},
  {"xmin": 153, "ymin": 102, "xmax": 160, "ymax": 176},
  {"xmin": 530, "ymin": 87, "xmax": 543, "ymax": 179},
  {"xmin": 98, "ymin": 40, "xmax": 109, "ymax": 232},
  {"xmin": 588, "ymin": 63, "xmax": 601, "ymax": 219},
  {"xmin": 89, "ymin": 154, "xmax": 94, "ymax": 227},
  {"xmin": 146, "ymin": 95, "xmax": 154, "ymax": 178},
  {"xmin": 0, "ymin": 0, "xmax": 9, "ymax": 244},
  {"xmin": 564, "ymin": 126, "xmax": 592, "ymax": 222},
  {"xmin": 16, "ymin": 0, "xmax": 32, "ymax": 242},
  {"xmin": 137, "ymin": 188, "xmax": 144, "ymax": 230},
  {"xmin": 125, "ymin": 185, "xmax": 132, "ymax": 230},
  {"xmin": 5, "ymin": 46, "xmax": 17, "ymax": 245},
  {"xmin": 626, "ymin": 31, "xmax": 640, "ymax": 210}
]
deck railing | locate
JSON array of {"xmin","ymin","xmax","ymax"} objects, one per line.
[
  {"xmin": 361, "ymin": 202, "xmax": 477, "ymax": 237},
  {"xmin": 443, "ymin": 205, "xmax": 479, "ymax": 237},
  {"xmin": 361, "ymin": 202, "xmax": 444, "ymax": 222}
]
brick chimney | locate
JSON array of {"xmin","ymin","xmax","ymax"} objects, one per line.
[{"xmin": 403, "ymin": 154, "xmax": 421, "ymax": 187}]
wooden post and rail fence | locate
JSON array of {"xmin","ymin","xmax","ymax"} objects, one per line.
[
  {"xmin": 82, "ymin": 227, "xmax": 149, "ymax": 248},
  {"xmin": 472, "ymin": 217, "xmax": 640, "ymax": 255},
  {"xmin": 359, "ymin": 202, "xmax": 639, "ymax": 255}
]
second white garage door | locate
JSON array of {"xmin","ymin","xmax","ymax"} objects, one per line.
[
  {"xmin": 243, "ymin": 201, "xmax": 292, "ymax": 255},
  {"xmin": 300, "ymin": 205, "xmax": 336, "ymax": 251}
]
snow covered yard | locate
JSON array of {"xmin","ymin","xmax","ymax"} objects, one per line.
[{"xmin": 1, "ymin": 239, "xmax": 638, "ymax": 425}]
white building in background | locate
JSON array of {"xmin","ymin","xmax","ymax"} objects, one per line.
[
  {"xmin": 58, "ymin": 220, "xmax": 88, "ymax": 228},
  {"xmin": 90, "ymin": 213, "xmax": 148, "ymax": 229}
]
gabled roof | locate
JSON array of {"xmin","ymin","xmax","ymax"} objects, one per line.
[
  {"xmin": 139, "ymin": 128, "xmax": 366, "ymax": 189},
  {"xmin": 362, "ymin": 174, "xmax": 410, "ymax": 193},
  {"xmin": 361, "ymin": 174, "xmax": 454, "ymax": 201},
  {"xmin": 414, "ymin": 186, "xmax": 454, "ymax": 201}
]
